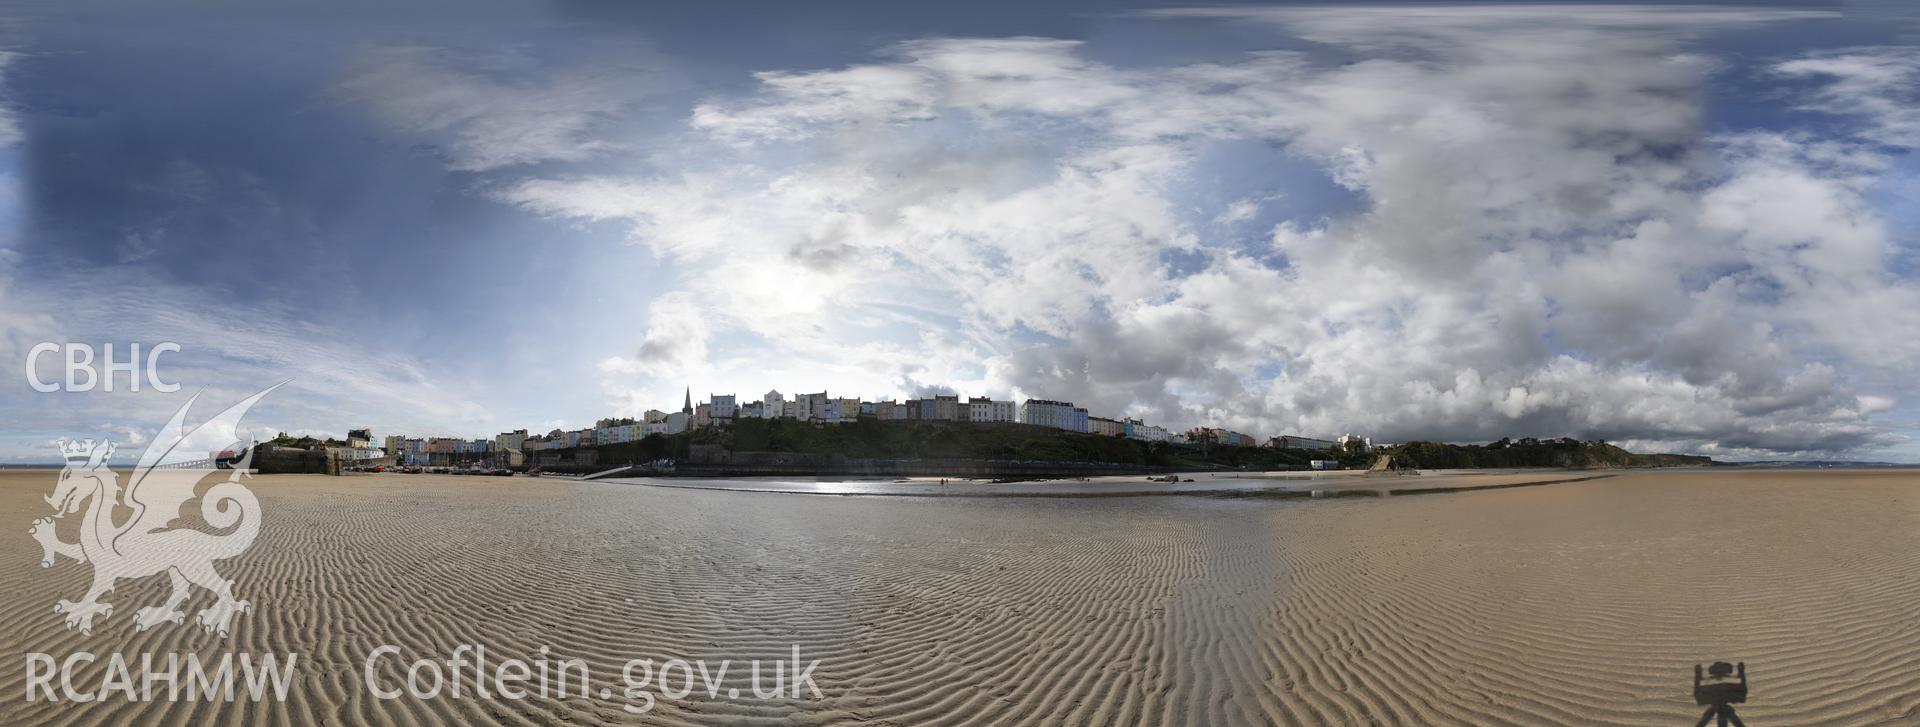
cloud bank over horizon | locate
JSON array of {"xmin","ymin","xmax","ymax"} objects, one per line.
[{"xmin": 2, "ymin": 3, "xmax": 1917, "ymax": 461}]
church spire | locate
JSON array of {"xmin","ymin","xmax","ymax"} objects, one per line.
[{"xmin": 682, "ymin": 387, "xmax": 693, "ymax": 415}]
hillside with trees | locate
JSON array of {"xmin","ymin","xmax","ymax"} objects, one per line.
[
  {"xmin": 1383, "ymin": 438, "xmax": 1711, "ymax": 469},
  {"xmin": 577, "ymin": 420, "xmax": 1708, "ymax": 471}
]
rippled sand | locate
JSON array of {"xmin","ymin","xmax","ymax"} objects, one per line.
[{"xmin": 1, "ymin": 468, "xmax": 1916, "ymax": 725}]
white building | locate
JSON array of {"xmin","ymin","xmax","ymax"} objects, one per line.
[
  {"xmin": 795, "ymin": 392, "xmax": 831, "ymax": 422},
  {"xmin": 969, "ymin": 397, "xmax": 1016, "ymax": 423},
  {"xmin": 329, "ymin": 445, "xmax": 387, "ymax": 461},
  {"xmin": 1019, "ymin": 399, "xmax": 1089, "ymax": 433},
  {"xmin": 1271, "ymin": 435, "xmax": 1338, "ymax": 450},
  {"xmin": 452, "ymin": 439, "xmax": 494, "ymax": 456},
  {"xmin": 664, "ymin": 411, "xmax": 689, "ymax": 435},
  {"xmin": 762, "ymin": 390, "xmax": 784, "ymax": 419},
  {"xmin": 1123, "ymin": 419, "xmax": 1170, "ymax": 442},
  {"xmin": 494, "ymin": 429, "xmax": 527, "ymax": 452}
]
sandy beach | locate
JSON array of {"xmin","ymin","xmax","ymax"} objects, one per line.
[{"xmin": 2, "ymin": 467, "xmax": 1917, "ymax": 725}]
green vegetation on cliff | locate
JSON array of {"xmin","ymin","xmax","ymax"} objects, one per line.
[
  {"xmin": 578, "ymin": 420, "xmax": 1708, "ymax": 471},
  {"xmin": 1383, "ymin": 438, "xmax": 1711, "ymax": 469},
  {"xmin": 599, "ymin": 418, "xmax": 1176, "ymax": 465},
  {"xmin": 265, "ymin": 432, "xmax": 344, "ymax": 450}
]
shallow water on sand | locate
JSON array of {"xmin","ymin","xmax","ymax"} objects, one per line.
[{"xmin": 594, "ymin": 468, "xmax": 1596, "ymax": 497}]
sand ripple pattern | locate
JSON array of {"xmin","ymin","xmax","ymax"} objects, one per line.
[{"xmin": 1, "ymin": 469, "xmax": 1918, "ymax": 725}]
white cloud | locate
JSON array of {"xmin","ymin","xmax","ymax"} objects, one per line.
[
  {"xmin": 497, "ymin": 7, "xmax": 1913, "ymax": 457},
  {"xmin": 333, "ymin": 45, "xmax": 662, "ymax": 171},
  {"xmin": 0, "ymin": 51, "xmax": 21, "ymax": 147},
  {"xmin": 0, "ymin": 265, "xmax": 500, "ymax": 447},
  {"xmin": 1776, "ymin": 47, "xmax": 1920, "ymax": 147},
  {"xmin": 1146, "ymin": 4, "xmax": 1834, "ymax": 52},
  {"xmin": 1215, "ymin": 197, "xmax": 1263, "ymax": 225},
  {"xmin": 0, "ymin": 51, "xmax": 39, "ymax": 370},
  {"xmin": 691, "ymin": 38, "xmax": 1137, "ymax": 144}
]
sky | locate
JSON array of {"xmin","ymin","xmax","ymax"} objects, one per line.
[{"xmin": 0, "ymin": 0, "xmax": 1917, "ymax": 462}]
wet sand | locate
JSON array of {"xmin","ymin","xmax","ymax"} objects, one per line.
[
  {"xmin": 593, "ymin": 468, "xmax": 1615, "ymax": 497},
  {"xmin": 1, "ymin": 468, "xmax": 1917, "ymax": 725}
]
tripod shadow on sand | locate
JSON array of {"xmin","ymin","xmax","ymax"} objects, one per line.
[{"xmin": 1693, "ymin": 661, "xmax": 1748, "ymax": 727}]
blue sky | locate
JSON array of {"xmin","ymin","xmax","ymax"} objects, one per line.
[{"xmin": 1, "ymin": 1, "xmax": 1917, "ymax": 461}]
